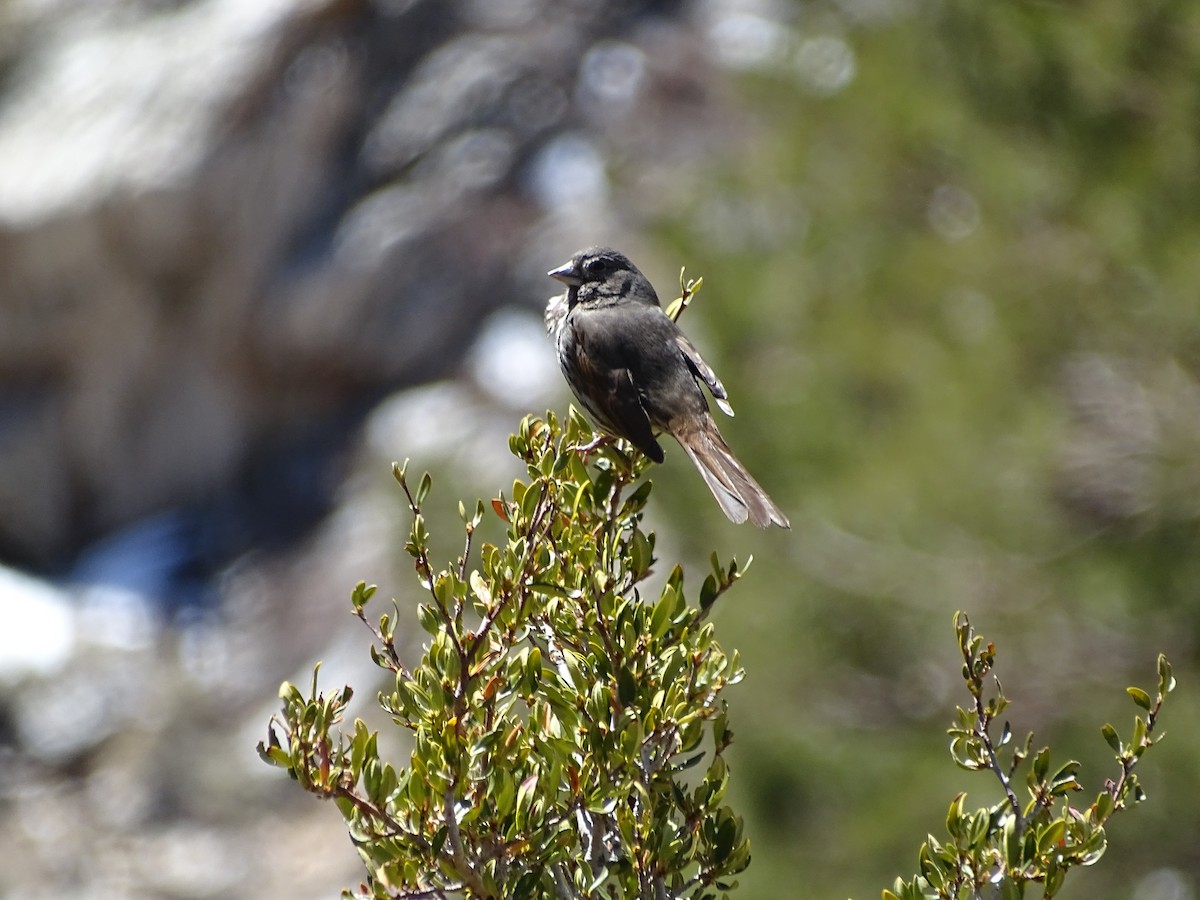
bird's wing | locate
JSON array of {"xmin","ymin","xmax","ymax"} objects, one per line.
[
  {"xmin": 676, "ymin": 334, "xmax": 735, "ymax": 417},
  {"xmin": 570, "ymin": 322, "xmax": 665, "ymax": 462}
]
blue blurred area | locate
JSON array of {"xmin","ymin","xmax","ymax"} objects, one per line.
[{"xmin": 71, "ymin": 510, "xmax": 217, "ymax": 622}]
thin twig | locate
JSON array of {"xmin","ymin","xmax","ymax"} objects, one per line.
[
  {"xmin": 390, "ymin": 885, "xmax": 464, "ymax": 899},
  {"xmin": 960, "ymin": 661, "xmax": 1023, "ymax": 828},
  {"xmin": 458, "ymin": 519, "xmax": 475, "ymax": 584},
  {"xmin": 467, "ymin": 480, "xmax": 553, "ymax": 663},
  {"xmin": 330, "ymin": 784, "xmax": 425, "ymax": 848},
  {"xmin": 443, "ymin": 790, "xmax": 489, "ymax": 897},
  {"xmin": 353, "ymin": 604, "xmax": 407, "ymax": 675},
  {"xmin": 552, "ymin": 862, "xmax": 576, "ymax": 899},
  {"xmin": 396, "ymin": 473, "xmax": 472, "ymax": 701},
  {"xmin": 1107, "ymin": 693, "xmax": 1164, "ymax": 809}
]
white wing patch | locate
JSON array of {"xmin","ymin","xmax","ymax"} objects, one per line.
[{"xmin": 676, "ymin": 334, "xmax": 735, "ymax": 418}]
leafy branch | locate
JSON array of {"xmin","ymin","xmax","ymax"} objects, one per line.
[
  {"xmin": 884, "ymin": 612, "xmax": 1175, "ymax": 900},
  {"xmin": 260, "ymin": 409, "xmax": 751, "ymax": 899}
]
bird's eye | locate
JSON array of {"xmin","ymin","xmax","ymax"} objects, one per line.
[{"xmin": 583, "ymin": 257, "xmax": 606, "ymax": 276}]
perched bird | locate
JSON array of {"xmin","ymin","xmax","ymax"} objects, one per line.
[{"xmin": 546, "ymin": 247, "xmax": 789, "ymax": 528}]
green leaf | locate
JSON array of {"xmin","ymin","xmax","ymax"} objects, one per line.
[
  {"xmin": 966, "ymin": 809, "xmax": 990, "ymax": 849},
  {"xmin": 257, "ymin": 741, "xmax": 292, "ymax": 768},
  {"xmin": 712, "ymin": 812, "xmax": 739, "ymax": 862},
  {"xmin": 623, "ymin": 478, "xmax": 654, "ymax": 515},
  {"xmin": 526, "ymin": 647, "xmax": 543, "ymax": 694},
  {"xmin": 617, "ymin": 665, "xmax": 638, "ymax": 707},
  {"xmin": 417, "ymin": 603, "xmax": 440, "ymax": 636},
  {"xmin": 469, "ymin": 570, "xmax": 492, "ymax": 607},
  {"xmin": 1049, "ymin": 760, "xmax": 1081, "ymax": 794},
  {"xmin": 1100, "ymin": 723, "xmax": 1122, "ymax": 754},
  {"xmin": 650, "ymin": 586, "xmax": 677, "ymax": 640},
  {"xmin": 350, "ymin": 581, "xmax": 377, "ymax": 612},
  {"xmin": 1044, "ymin": 860, "xmax": 1066, "ymax": 897},
  {"xmin": 1092, "ymin": 791, "xmax": 1115, "ymax": 823},
  {"xmin": 520, "ymin": 480, "xmax": 543, "ymax": 520},
  {"xmin": 1037, "ymin": 819, "xmax": 1066, "ymax": 855},
  {"xmin": 631, "ymin": 526, "xmax": 654, "ymax": 579},
  {"xmin": 1031, "ymin": 746, "xmax": 1051, "ymax": 784},
  {"xmin": 1157, "ymin": 654, "xmax": 1176, "ymax": 695},
  {"xmin": 1131, "ymin": 714, "xmax": 1148, "ymax": 754},
  {"xmin": 1127, "ymin": 687, "xmax": 1152, "ymax": 710},
  {"xmin": 945, "ymin": 792, "xmax": 967, "ymax": 837}
]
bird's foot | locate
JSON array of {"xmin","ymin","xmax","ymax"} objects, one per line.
[{"xmin": 572, "ymin": 434, "xmax": 611, "ymax": 460}]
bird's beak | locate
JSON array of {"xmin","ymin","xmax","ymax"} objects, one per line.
[{"xmin": 547, "ymin": 260, "xmax": 583, "ymax": 287}]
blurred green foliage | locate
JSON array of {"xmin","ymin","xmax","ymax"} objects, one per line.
[{"xmin": 642, "ymin": 2, "xmax": 1200, "ymax": 898}]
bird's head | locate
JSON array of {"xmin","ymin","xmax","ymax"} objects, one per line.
[{"xmin": 547, "ymin": 247, "xmax": 658, "ymax": 310}]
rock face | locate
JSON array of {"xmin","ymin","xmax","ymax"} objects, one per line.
[{"xmin": 0, "ymin": 0, "xmax": 708, "ymax": 568}]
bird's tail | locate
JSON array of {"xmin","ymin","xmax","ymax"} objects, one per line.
[{"xmin": 673, "ymin": 416, "xmax": 790, "ymax": 528}]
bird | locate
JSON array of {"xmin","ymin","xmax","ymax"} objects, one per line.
[{"xmin": 546, "ymin": 246, "xmax": 789, "ymax": 528}]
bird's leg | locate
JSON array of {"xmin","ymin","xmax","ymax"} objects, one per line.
[{"xmin": 573, "ymin": 433, "xmax": 611, "ymax": 459}]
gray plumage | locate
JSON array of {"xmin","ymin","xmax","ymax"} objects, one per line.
[{"xmin": 547, "ymin": 247, "xmax": 789, "ymax": 529}]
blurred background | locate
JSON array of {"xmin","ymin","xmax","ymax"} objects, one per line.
[{"xmin": 1, "ymin": 0, "xmax": 1198, "ymax": 897}]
